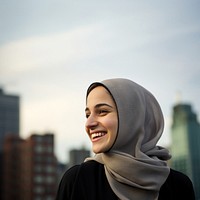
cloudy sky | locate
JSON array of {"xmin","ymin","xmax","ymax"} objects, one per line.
[{"xmin": 0, "ymin": 0, "xmax": 200, "ymax": 163}]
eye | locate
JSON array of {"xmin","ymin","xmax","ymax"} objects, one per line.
[
  {"xmin": 85, "ymin": 112, "xmax": 90, "ymax": 118},
  {"xmin": 98, "ymin": 109, "xmax": 108, "ymax": 116},
  {"xmin": 85, "ymin": 110, "xmax": 90, "ymax": 118}
]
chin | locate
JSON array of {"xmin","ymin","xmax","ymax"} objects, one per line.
[
  {"xmin": 92, "ymin": 146, "xmax": 103, "ymax": 154},
  {"xmin": 92, "ymin": 146, "xmax": 109, "ymax": 154},
  {"xmin": 92, "ymin": 149, "xmax": 101, "ymax": 154}
]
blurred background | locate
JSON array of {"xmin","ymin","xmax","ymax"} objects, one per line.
[{"xmin": 0, "ymin": 0, "xmax": 200, "ymax": 199}]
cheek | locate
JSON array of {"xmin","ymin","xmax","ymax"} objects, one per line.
[
  {"xmin": 106, "ymin": 119, "xmax": 118, "ymax": 150},
  {"xmin": 106, "ymin": 118, "xmax": 118, "ymax": 135}
]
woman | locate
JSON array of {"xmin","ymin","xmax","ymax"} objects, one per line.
[{"xmin": 56, "ymin": 78, "xmax": 195, "ymax": 200}]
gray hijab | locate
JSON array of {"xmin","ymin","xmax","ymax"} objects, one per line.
[{"xmin": 85, "ymin": 78, "xmax": 171, "ymax": 200}]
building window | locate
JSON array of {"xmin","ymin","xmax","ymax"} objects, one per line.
[
  {"xmin": 34, "ymin": 165, "xmax": 43, "ymax": 173},
  {"xmin": 46, "ymin": 196, "xmax": 54, "ymax": 200},
  {"xmin": 45, "ymin": 165, "xmax": 55, "ymax": 173},
  {"xmin": 46, "ymin": 156, "xmax": 54, "ymax": 163},
  {"xmin": 46, "ymin": 176, "xmax": 55, "ymax": 184},
  {"xmin": 46, "ymin": 146, "xmax": 53, "ymax": 153},
  {"xmin": 34, "ymin": 186, "xmax": 44, "ymax": 194},
  {"xmin": 34, "ymin": 175, "xmax": 43, "ymax": 183},
  {"xmin": 34, "ymin": 145, "xmax": 43, "ymax": 153}
]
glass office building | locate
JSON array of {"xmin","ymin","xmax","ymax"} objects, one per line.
[
  {"xmin": 0, "ymin": 88, "xmax": 20, "ymax": 198},
  {"xmin": 0, "ymin": 88, "xmax": 20, "ymax": 151},
  {"xmin": 171, "ymin": 104, "xmax": 200, "ymax": 200}
]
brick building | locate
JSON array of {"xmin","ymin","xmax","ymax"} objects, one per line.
[{"xmin": 2, "ymin": 133, "xmax": 58, "ymax": 200}]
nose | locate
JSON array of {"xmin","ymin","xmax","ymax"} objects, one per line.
[{"xmin": 85, "ymin": 114, "xmax": 98, "ymax": 130}]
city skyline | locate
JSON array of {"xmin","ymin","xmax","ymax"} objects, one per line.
[{"xmin": 0, "ymin": 0, "xmax": 200, "ymax": 162}]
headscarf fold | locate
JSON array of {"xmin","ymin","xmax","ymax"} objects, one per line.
[{"xmin": 85, "ymin": 78, "xmax": 171, "ymax": 200}]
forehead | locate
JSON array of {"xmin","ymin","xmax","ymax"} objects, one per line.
[{"xmin": 86, "ymin": 86, "xmax": 114, "ymax": 106}]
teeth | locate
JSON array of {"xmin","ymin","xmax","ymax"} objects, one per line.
[{"xmin": 91, "ymin": 132, "xmax": 106, "ymax": 139}]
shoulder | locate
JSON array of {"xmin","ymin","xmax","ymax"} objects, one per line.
[
  {"xmin": 159, "ymin": 168, "xmax": 195, "ymax": 200},
  {"xmin": 55, "ymin": 165, "xmax": 80, "ymax": 200},
  {"xmin": 60, "ymin": 164, "xmax": 80, "ymax": 183},
  {"xmin": 61, "ymin": 160, "xmax": 103, "ymax": 184},
  {"xmin": 79, "ymin": 159, "xmax": 104, "ymax": 173},
  {"xmin": 167, "ymin": 168, "xmax": 194, "ymax": 189},
  {"xmin": 56, "ymin": 160, "xmax": 117, "ymax": 200},
  {"xmin": 56, "ymin": 161, "xmax": 104, "ymax": 199}
]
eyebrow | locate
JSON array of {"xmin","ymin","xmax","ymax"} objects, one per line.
[{"xmin": 85, "ymin": 103, "xmax": 114, "ymax": 112}]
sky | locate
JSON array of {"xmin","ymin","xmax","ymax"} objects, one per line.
[{"xmin": 0, "ymin": 0, "xmax": 200, "ymax": 163}]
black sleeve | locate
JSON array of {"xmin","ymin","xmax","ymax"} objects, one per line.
[{"xmin": 55, "ymin": 165, "xmax": 80, "ymax": 200}]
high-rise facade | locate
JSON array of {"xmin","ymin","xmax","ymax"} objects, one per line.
[
  {"xmin": 2, "ymin": 135, "xmax": 24, "ymax": 200},
  {"xmin": 2, "ymin": 133, "xmax": 58, "ymax": 200},
  {"xmin": 0, "ymin": 88, "xmax": 20, "ymax": 197},
  {"xmin": 0, "ymin": 88, "xmax": 20, "ymax": 151},
  {"xmin": 171, "ymin": 103, "xmax": 200, "ymax": 200}
]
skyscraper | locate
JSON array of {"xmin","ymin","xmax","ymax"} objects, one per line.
[
  {"xmin": 0, "ymin": 88, "xmax": 20, "ymax": 151},
  {"xmin": 171, "ymin": 103, "xmax": 200, "ymax": 200},
  {"xmin": 0, "ymin": 88, "xmax": 20, "ymax": 197}
]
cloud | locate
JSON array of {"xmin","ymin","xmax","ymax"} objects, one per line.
[{"xmin": 0, "ymin": 25, "xmax": 98, "ymax": 73}]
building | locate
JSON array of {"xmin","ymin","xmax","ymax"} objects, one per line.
[
  {"xmin": 69, "ymin": 147, "xmax": 90, "ymax": 168},
  {"xmin": 2, "ymin": 133, "xmax": 58, "ymax": 200},
  {"xmin": 0, "ymin": 88, "xmax": 20, "ymax": 151},
  {"xmin": 2, "ymin": 135, "xmax": 24, "ymax": 200},
  {"xmin": 0, "ymin": 88, "xmax": 20, "ymax": 197},
  {"xmin": 171, "ymin": 103, "xmax": 200, "ymax": 200}
]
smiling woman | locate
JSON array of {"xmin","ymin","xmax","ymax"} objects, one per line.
[{"xmin": 56, "ymin": 78, "xmax": 195, "ymax": 200}]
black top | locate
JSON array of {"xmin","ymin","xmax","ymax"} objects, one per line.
[{"xmin": 56, "ymin": 160, "xmax": 195, "ymax": 200}]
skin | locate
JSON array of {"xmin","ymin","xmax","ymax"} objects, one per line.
[{"xmin": 85, "ymin": 86, "xmax": 118, "ymax": 154}]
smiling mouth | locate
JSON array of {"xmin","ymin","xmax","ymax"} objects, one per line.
[{"xmin": 91, "ymin": 132, "xmax": 107, "ymax": 140}]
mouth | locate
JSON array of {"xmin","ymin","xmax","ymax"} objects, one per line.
[{"xmin": 91, "ymin": 132, "xmax": 107, "ymax": 140}]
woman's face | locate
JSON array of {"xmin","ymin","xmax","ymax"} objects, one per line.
[{"xmin": 85, "ymin": 86, "xmax": 118, "ymax": 153}]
